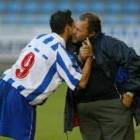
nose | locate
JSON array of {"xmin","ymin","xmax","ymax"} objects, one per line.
[{"xmin": 73, "ymin": 27, "xmax": 77, "ymax": 35}]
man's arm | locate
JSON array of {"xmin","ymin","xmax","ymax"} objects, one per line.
[
  {"xmin": 78, "ymin": 57, "xmax": 93, "ymax": 89},
  {"xmin": 111, "ymin": 40, "xmax": 140, "ymax": 107}
]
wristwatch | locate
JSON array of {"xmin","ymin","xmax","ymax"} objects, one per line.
[{"xmin": 126, "ymin": 92, "xmax": 134, "ymax": 97}]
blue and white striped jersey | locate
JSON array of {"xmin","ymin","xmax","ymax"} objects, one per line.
[{"xmin": 2, "ymin": 33, "xmax": 82, "ymax": 105}]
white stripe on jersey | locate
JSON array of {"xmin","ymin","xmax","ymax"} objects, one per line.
[
  {"xmin": 57, "ymin": 44, "xmax": 82, "ymax": 76},
  {"xmin": 56, "ymin": 64, "xmax": 76, "ymax": 90},
  {"xmin": 29, "ymin": 73, "xmax": 62, "ymax": 105}
]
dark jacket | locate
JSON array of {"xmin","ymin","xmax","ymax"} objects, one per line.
[{"xmin": 64, "ymin": 33, "xmax": 140, "ymax": 132}]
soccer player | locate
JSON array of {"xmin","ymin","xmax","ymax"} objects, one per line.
[{"xmin": 0, "ymin": 10, "xmax": 93, "ymax": 140}]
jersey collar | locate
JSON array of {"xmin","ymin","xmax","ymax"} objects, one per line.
[{"xmin": 51, "ymin": 33, "xmax": 66, "ymax": 48}]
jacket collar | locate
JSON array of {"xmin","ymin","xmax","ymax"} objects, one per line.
[{"xmin": 89, "ymin": 32, "xmax": 103, "ymax": 45}]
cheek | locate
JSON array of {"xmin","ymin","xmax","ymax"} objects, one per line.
[
  {"xmin": 78, "ymin": 33, "xmax": 87, "ymax": 40},
  {"xmin": 70, "ymin": 29, "xmax": 73, "ymax": 35}
]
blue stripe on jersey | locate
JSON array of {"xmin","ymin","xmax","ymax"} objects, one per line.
[
  {"xmin": 67, "ymin": 52, "xmax": 82, "ymax": 74},
  {"xmin": 51, "ymin": 43, "xmax": 58, "ymax": 51},
  {"xmin": 57, "ymin": 52, "xmax": 80, "ymax": 87},
  {"xmin": 34, "ymin": 48, "xmax": 40, "ymax": 52},
  {"xmin": 2, "ymin": 76, "xmax": 25, "ymax": 92},
  {"xmin": 17, "ymin": 85, "xmax": 25, "ymax": 92},
  {"xmin": 42, "ymin": 54, "xmax": 48, "ymax": 60},
  {"xmin": 7, "ymin": 78, "xmax": 15, "ymax": 85},
  {"xmin": 36, "ymin": 34, "xmax": 47, "ymax": 39},
  {"xmin": 25, "ymin": 62, "xmax": 56, "ymax": 102},
  {"xmin": 43, "ymin": 36, "xmax": 54, "ymax": 44},
  {"xmin": 59, "ymin": 44, "xmax": 82, "ymax": 74}
]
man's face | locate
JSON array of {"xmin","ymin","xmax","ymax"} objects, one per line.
[{"xmin": 72, "ymin": 20, "xmax": 89, "ymax": 43}]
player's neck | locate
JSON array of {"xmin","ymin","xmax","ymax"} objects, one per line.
[{"xmin": 59, "ymin": 33, "xmax": 68, "ymax": 44}]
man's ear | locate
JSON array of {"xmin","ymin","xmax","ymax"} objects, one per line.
[{"xmin": 88, "ymin": 31, "xmax": 96, "ymax": 38}]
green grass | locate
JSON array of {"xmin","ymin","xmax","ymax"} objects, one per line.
[
  {"xmin": 0, "ymin": 84, "xmax": 140, "ymax": 140},
  {"xmin": 35, "ymin": 84, "xmax": 82, "ymax": 140}
]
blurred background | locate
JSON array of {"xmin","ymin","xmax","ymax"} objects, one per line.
[{"xmin": 0, "ymin": 0, "xmax": 140, "ymax": 139}]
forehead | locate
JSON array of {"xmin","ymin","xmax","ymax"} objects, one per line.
[{"xmin": 75, "ymin": 20, "xmax": 88, "ymax": 30}]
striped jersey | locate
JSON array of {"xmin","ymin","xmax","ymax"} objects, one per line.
[{"xmin": 2, "ymin": 33, "xmax": 82, "ymax": 105}]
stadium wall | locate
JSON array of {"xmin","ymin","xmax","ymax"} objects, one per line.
[{"xmin": 0, "ymin": 24, "xmax": 140, "ymax": 73}]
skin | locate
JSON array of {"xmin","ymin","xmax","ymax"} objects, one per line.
[
  {"xmin": 72, "ymin": 19, "xmax": 96, "ymax": 44},
  {"xmin": 72, "ymin": 20, "xmax": 90, "ymax": 43}
]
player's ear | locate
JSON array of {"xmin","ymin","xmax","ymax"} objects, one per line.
[{"xmin": 65, "ymin": 24, "xmax": 71, "ymax": 33}]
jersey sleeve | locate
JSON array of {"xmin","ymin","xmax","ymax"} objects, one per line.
[{"xmin": 56, "ymin": 47, "xmax": 82, "ymax": 91}]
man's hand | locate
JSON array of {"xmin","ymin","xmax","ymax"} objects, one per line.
[
  {"xmin": 122, "ymin": 93, "xmax": 134, "ymax": 108},
  {"xmin": 79, "ymin": 38, "xmax": 93, "ymax": 62}
]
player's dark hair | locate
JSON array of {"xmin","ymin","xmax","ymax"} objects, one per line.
[
  {"xmin": 50, "ymin": 10, "xmax": 73, "ymax": 34},
  {"xmin": 79, "ymin": 12, "xmax": 101, "ymax": 33}
]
